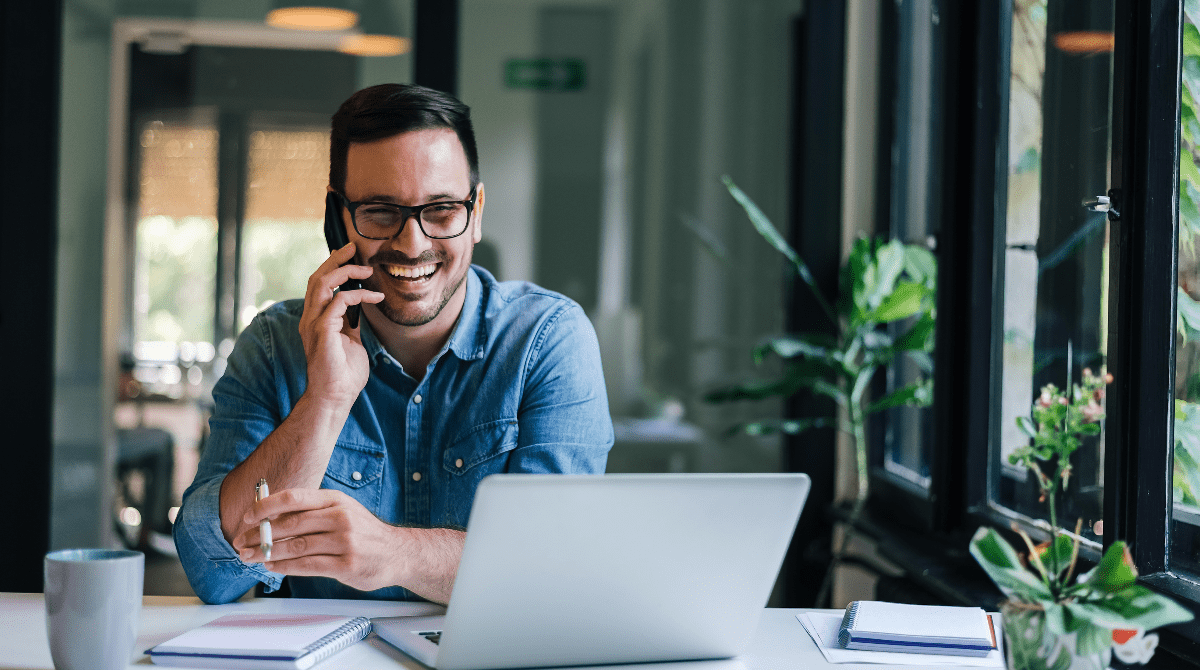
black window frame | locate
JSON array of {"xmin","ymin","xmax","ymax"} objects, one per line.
[{"xmin": 859, "ymin": 0, "xmax": 1200, "ymax": 658}]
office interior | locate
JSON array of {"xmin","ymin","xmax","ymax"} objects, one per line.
[{"xmin": 6, "ymin": 0, "xmax": 1200, "ymax": 664}]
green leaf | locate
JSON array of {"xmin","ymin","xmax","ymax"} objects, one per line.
[
  {"xmin": 1189, "ymin": 3, "xmax": 1200, "ymax": 37},
  {"xmin": 893, "ymin": 313, "xmax": 936, "ymax": 352},
  {"xmin": 1038, "ymin": 534, "xmax": 1076, "ymax": 578},
  {"xmin": 902, "ymin": 244, "xmax": 937, "ymax": 286},
  {"xmin": 752, "ymin": 336, "xmax": 835, "ymax": 364},
  {"xmin": 730, "ymin": 417, "xmax": 833, "ymax": 437},
  {"xmin": 1187, "ymin": 19, "xmax": 1200, "ymax": 59},
  {"xmin": 1064, "ymin": 589, "xmax": 1192, "ymax": 634},
  {"xmin": 969, "ymin": 527, "xmax": 1053, "ymax": 601},
  {"xmin": 1179, "ymin": 287, "xmax": 1200, "ymax": 345},
  {"xmin": 1016, "ymin": 415, "xmax": 1037, "ymax": 438},
  {"xmin": 1183, "ymin": 84, "xmax": 1200, "ymax": 145},
  {"xmin": 723, "ymin": 176, "xmax": 837, "ymax": 324},
  {"xmin": 865, "ymin": 379, "xmax": 933, "ymax": 414},
  {"xmin": 1081, "ymin": 542, "xmax": 1138, "ymax": 593},
  {"xmin": 679, "ymin": 214, "xmax": 730, "ymax": 264},
  {"xmin": 870, "ymin": 281, "xmax": 927, "ymax": 322},
  {"xmin": 873, "ymin": 239, "xmax": 906, "ymax": 301}
]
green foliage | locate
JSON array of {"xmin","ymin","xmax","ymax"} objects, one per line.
[
  {"xmin": 707, "ymin": 178, "xmax": 936, "ymax": 606},
  {"xmin": 1174, "ymin": 400, "xmax": 1200, "ymax": 507},
  {"xmin": 137, "ymin": 215, "xmax": 218, "ymax": 343},
  {"xmin": 704, "ymin": 192, "xmax": 938, "ymax": 438},
  {"xmin": 973, "ymin": 380, "xmax": 1192, "ymax": 652},
  {"xmin": 1181, "ymin": 14, "xmax": 1200, "ymax": 248},
  {"xmin": 972, "ymin": 530, "xmax": 1192, "ymax": 652}
]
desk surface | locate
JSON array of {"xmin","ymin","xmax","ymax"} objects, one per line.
[{"xmin": 0, "ymin": 592, "xmax": 984, "ymax": 670}]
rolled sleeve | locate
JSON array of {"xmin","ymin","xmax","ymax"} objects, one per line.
[
  {"xmin": 173, "ymin": 476, "xmax": 283, "ymax": 603},
  {"xmin": 174, "ymin": 312, "xmax": 290, "ymax": 603}
]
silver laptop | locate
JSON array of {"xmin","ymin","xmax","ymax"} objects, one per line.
[{"xmin": 373, "ymin": 473, "xmax": 810, "ymax": 670}]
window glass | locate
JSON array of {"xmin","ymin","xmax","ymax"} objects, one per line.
[
  {"xmin": 1171, "ymin": 7, "xmax": 1200, "ymax": 576},
  {"xmin": 133, "ymin": 115, "xmax": 219, "ymax": 351},
  {"xmin": 879, "ymin": 0, "xmax": 941, "ymax": 491},
  {"xmin": 239, "ymin": 127, "xmax": 331, "ymax": 331},
  {"xmin": 991, "ymin": 0, "xmax": 1113, "ymax": 545}
]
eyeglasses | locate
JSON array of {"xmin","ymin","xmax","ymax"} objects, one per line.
[{"xmin": 336, "ymin": 187, "xmax": 478, "ymax": 240}]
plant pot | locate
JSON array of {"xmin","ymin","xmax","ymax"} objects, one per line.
[{"xmin": 1002, "ymin": 603, "xmax": 1112, "ymax": 670}]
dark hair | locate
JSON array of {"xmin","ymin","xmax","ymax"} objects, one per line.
[{"xmin": 329, "ymin": 83, "xmax": 480, "ymax": 193}]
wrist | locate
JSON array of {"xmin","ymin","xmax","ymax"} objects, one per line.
[{"xmin": 292, "ymin": 391, "xmax": 353, "ymax": 445}]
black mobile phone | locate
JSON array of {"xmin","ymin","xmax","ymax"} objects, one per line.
[{"xmin": 323, "ymin": 192, "xmax": 362, "ymax": 329}]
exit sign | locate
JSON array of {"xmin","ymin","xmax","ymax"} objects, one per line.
[{"xmin": 504, "ymin": 58, "xmax": 586, "ymax": 91}]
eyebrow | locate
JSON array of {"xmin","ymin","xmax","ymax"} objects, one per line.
[{"xmin": 354, "ymin": 192, "xmax": 462, "ymax": 204}]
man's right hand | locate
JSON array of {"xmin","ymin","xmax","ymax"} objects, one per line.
[{"xmin": 298, "ymin": 242, "xmax": 384, "ymax": 412}]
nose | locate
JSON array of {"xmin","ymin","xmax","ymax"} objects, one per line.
[{"xmin": 390, "ymin": 212, "xmax": 434, "ymax": 257}]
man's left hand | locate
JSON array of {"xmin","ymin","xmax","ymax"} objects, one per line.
[{"xmin": 234, "ymin": 488, "xmax": 404, "ymax": 592}]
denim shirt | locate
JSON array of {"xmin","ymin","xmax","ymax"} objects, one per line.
[{"xmin": 174, "ymin": 266, "xmax": 613, "ymax": 604}]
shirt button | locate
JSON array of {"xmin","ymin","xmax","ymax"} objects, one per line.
[
  {"xmin": 412, "ymin": 472, "xmax": 422, "ymax": 482},
  {"xmin": 413, "ymin": 394, "xmax": 423, "ymax": 404},
  {"xmin": 455, "ymin": 458, "xmax": 464, "ymax": 468},
  {"xmin": 351, "ymin": 471, "xmax": 362, "ymax": 481}
]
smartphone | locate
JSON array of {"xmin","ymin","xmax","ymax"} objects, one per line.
[{"xmin": 323, "ymin": 192, "xmax": 362, "ymax": 329}]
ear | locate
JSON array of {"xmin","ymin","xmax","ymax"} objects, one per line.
[{"xmin": 471, "ymin": 182, "xmax": 485, "ymax": 244}]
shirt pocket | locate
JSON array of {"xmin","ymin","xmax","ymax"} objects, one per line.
[
  {"xmin": 443, "ymin": 419, "xmax": 518, "ymax": 480},
  {"xmin": 321, "ymin": 442, "xmax": 385, "ymax": 512}
]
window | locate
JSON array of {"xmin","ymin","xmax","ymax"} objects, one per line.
[
  {"xmin": 1173, "ymin": 6, "xmax": 1200, "ymax": 586},
  {"xmin": 856, "ymin": 0, "xmax": 1199, "ymax": 638},
  {"xmin": 123, "ymin": 45, "xmax": 358, "ymax": 397},
  {"xmin": 873, "ymin": 0, "xmax": 943, "ymax": 501},
  {"xmin": 239, "ymin": 125, "xmax": 332, "ymax": 332},
  {"xmin": 988, "ymin": 0, "xmax": 1114, "ymax": 549}
]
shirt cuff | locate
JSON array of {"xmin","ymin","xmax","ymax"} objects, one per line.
[{"xmin": 175, "ymin": 476, "xmax": 284, "ymax": 597}]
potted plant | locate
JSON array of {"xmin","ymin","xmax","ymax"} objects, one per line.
[
  {"xmin": 970, "ymin": 369, "xmax": 1193, "ymax": 669},
  {"xmin": 704, "ymin": 177, "xmax": 936, "ymax": 606}
]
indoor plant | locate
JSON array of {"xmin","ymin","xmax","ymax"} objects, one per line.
[
  {"xmin": 970, "ymin": 369, "xmax": 1193, "ymax": 669},
  {"xmin": 705, "ymin": 177, "xmax": 936, "ymax": 606}
]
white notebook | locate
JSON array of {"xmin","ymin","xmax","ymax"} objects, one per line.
[
  {"xmin": 148, "ymin": 613, "xmax": 372, "ymax": 669},
  {"xmin": 838, "ymin": 601, "xmax": 997, "ymax": 657}
]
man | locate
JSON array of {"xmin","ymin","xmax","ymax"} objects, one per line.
[{"xmin": 174, "ymin": 84, "xmax": 613, "ymax": 605}]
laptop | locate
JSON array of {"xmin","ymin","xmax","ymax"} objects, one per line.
[{"xmin": 373, "ymin": 472, "xmax": 810, "ymax": 670}]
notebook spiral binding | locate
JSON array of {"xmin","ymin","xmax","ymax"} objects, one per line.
[
  {"xmin": 837, "ymin": 601, "xmax": 861, "ymax": 648},
  {"xmin": 301, "ymin": 617, "xmax": 373, "ymax": 664}
]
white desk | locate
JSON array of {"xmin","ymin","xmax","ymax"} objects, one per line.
[{"xmin": 0, "ymin": 593, "xmax": 987, "ymax": 669}]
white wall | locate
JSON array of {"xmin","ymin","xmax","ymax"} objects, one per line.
[{"xmin": 459, "ymin": 0, "xmax": 541, "ymax": 283}]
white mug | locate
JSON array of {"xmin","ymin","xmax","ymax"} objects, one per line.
[{"xmin": 44, "ymin": 549, "xmax": 144, "ymax": 670}]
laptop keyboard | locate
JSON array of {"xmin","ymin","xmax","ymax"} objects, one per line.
[{"xmin": 419, "ymin": 631, "xmax": 442, "ymax": 645}]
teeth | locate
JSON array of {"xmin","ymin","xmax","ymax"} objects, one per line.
[{"xmin": 386, "ymin": 264, "xmax": 437, "ymax": 278}]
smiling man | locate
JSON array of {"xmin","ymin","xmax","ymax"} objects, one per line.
[{"xmin": 174, "ymin": 84, "xmax": 614, "ymax": 604}]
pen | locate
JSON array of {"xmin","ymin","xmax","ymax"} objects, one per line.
[{"xmin": 255, "ymin": 478, "xmax": 273, "ymax": 561}]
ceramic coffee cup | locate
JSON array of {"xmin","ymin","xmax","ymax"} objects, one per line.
[{"xmin": 44, "ymin": 549, "xmax": 144, "ymax": 670}]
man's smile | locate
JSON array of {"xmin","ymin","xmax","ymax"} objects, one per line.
[{"xmin": 382, "ymin": 262, "xmax": 439, "ymax": 281}]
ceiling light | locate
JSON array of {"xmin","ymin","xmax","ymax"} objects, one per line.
[
  {"xmin": 267, "ymin": 3, "xmax": 358, "ymax": 31},
  {"xmin": 338, "ymin": 0, "xmax": 410, "ymax": 57},
  {"xmin": 340, "ymin": 34, "xmax": 411, "ymax": 57}
]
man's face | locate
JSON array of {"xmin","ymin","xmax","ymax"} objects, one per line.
[{"xmin": 342, "ymin": 128, "xmax": 483, "ymax": 328}]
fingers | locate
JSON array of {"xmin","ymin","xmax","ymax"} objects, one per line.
[
  {"xmin": 320, "ymin": 289, "xmax": 385, "ymax": 333},
  {"xmin": 305, "ymin": 253, "xmax": 375, "ymax": 310},
  {"xmin": 243, "ymin": 488, "xmax": 343, "ymax": 525},
  {"xmin": 239, "ymin": 530, "xmax": 341, "ymax": 564},
  {"xmin": 261, "ymin": 554, "xmax": 347, "ymax": 578}
]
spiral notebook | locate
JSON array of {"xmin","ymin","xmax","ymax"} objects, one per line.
[
  {"xmin": 148, "ymin": 613, "xmax": 373, "ymax": 669},
  {"xmin": 838, "ymin": 601, "xmax": 997, "ymax": 657}
]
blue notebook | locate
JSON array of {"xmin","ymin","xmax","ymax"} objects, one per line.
[
  {"xmin": 148, "ymin": 613, "xmax": 372, "ymax": 669},
  {"xmin": 838, "ymin": 601, "xmax": 997, "ymax": 657}
]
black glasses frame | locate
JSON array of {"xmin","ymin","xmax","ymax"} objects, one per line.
[{"xmin": 336, "ymin": 187, "xmax": 478, "ymax": 240}]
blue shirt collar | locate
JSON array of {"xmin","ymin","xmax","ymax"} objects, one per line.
[{"xmin": 359, "ymin": 266, "xmax": 488, "ymax": 368}]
